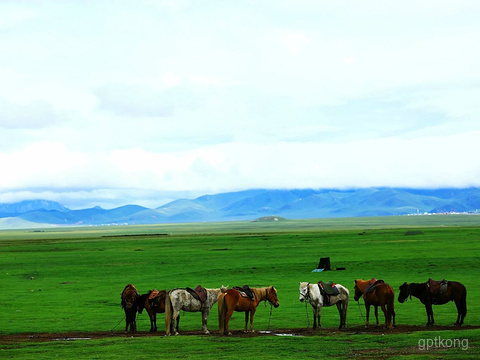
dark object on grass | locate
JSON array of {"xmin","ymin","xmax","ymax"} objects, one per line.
[{"xmin": 317, "ymin": 257, "xmax": 331, "ymax": 271}]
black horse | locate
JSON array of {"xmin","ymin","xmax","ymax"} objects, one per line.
[{"xmin": 398, "ymin": 280, "xmax": 467, "ymax": 326}]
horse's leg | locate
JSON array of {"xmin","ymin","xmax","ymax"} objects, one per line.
[
  {"xmin": 244, "ymin": 311, "xmax": 250, "ymax": 333},
  {"xmin": 202, "ymin": 309, "xmax": 210, "ymax": 334},
  {"xmin": 365, "ymin": 304, "xmax": 370, "ymax": 327},
  {"xmin": 374, "ymin": 305, "xmax": 379, "ymax": 326},
  {"xmin": 172, "ymin": 308, "xmax": 180, "ymax": 335},
  {"xmin": 152, "ymin": 312, "xmax": 157, "ymax": 332},
  {"xmin": 317, "ymin": 305, "xmax": 322, "ymax": 328},
  {"xmin": 390, "ymin": 302, "xmax": 396, "ymax": 328},
  {"xmin": 249, "ymin": 308, "xmax": 257, "ymax": 333},
  {"xmin": 224, "ymin": 305, "xmax": 235, "ymax": 335},
  {"xmin": 423, "ymin": 304, "xmax": 430, "ymax": 326},
  {"xmin": 344, "ymin": 298, "xmax": 349, "ymax": 328},
  {"xmin": 312, "ymin": 305, "xmax": 317, "ymax": 328},
  {"xmin": 336, "ymin": 302, "xmax": 343, "ymax": 329},
  {"xmin": 429, "ymin": 304, "xmax": 435, "ymax": 326},
  {"xmin": 380, "ymin": 303, "xmax": 391, "ymax": 329},
  {"xmin": 454, "ymin": 299, "xmax": 463, "ymax": 326}
]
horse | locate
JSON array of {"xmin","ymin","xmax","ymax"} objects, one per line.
[
  {"xmin": 121, "ymin": 284, "xmax": 139, "ymax": 332},
  {"xmin": 218, "ymin": 286, "xmax": 279, "ymax": 335},
  {"xmin": 165, "ymin": 285, "xmax": 228, "ymax": 335},
  {"xmin": 354, "ymin": 278, "xmax": 396, "ymax": 329},
  {"xmin": 299, "ymin": 281, "xmax": 349, "ymax": 329},
  {"xmin": 138, "ymin": 289, "xmax": 171, "ymax": 332},
  {"xmin": 398, "ymin": 280, "xmax": 467, "ymax": 326}
]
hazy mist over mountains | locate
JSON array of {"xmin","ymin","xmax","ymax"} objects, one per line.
[{"xmin": 1, "ymin": 188, "xmax": 479, "ymax": 229}]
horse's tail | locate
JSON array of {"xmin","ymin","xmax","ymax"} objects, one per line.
[
  {"xmin": 164, "ymin": 292, "xmax": 173, "ymax": 335},
  {"xmin": 343, "ymin": 286, "xmax": 349, "ymax": 310},
  {"xmin": 218, "ymin": 292, "xmax": 227, "ymax": 334},
  {"xmin": 460, "ymin": 285, "xmax": 467, "ymax": 318},
  {"xmin": 386, "ymin": 284, "xmax": 396, "ymax": 326}
]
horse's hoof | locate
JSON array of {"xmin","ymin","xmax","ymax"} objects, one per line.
[{"xmin": 204, "ymin": 331, "xmax": 210, "ymax": 335}]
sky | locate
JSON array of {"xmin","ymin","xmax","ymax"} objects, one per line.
[{"xmin": 1, "ymin": 0, "xmax": 480, "ymax": 209}]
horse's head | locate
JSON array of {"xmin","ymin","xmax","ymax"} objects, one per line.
[
  {"xmin": 353, "ymin": 279, "xmax": 364, "ymax": 302},
  {"xmin": 220, "ymin": 285, "xmax": 229, "ymax": 293},
  {"xmin": 298, "ymin": 282, "xmax": 309, "ymax": 302},
  {"xmin": 398, "ymin": 282, "xmax": 410, "ymax": 303},
  {"xmin": 267, "ymin": 286, "xmax": 279, "ymax": 308},
  {"xmin": 121, "ymin": 284, "xmax": 139, "ymax": 310}
]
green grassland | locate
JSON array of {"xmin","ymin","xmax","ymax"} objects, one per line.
[{"xmin": 1, "ymin": 215, "xmax": 479, "ymax": 359}]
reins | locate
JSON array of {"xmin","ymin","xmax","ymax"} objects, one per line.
[
  {"xmin": 263, "ymin": 287, "xmax": 275, "ymax": 330},
  {"xmin": 302, "ymin": 283, "xmax": 311, "ymax": 327},
  {"xmin": 356, "ymin": 299, "xmax": 366, "ymax": 323}
]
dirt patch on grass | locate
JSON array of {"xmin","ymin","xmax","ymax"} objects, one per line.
[{"xmin": 1, "ymin": 325, "xmax": 479, "ymax": 343}]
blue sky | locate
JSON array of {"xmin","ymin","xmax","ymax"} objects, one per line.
[{"xmin": 1, "ymin": 1, "xmax": 479, "ymax": 209}]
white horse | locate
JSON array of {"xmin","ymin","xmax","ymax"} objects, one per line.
[
  {"xmin": 165, "ymin": 285, "xmax": 228, "ymax": 335},
  {"xmin": 299, "ymin": 281, "xmax": 349, "ymax": 329}
]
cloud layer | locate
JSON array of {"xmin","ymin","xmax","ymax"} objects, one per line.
[{"xmin": 1, "ymin": 1, "xmax": 479, "ymax": 209}]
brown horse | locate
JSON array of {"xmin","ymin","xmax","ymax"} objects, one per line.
[
  {"xmin": 121, "ymin": 284, "xmax": 139, "ymax": 332},
  {"xmin": 138, "ymin": 289, "xmax": 169, "ymax": 332},
  {"xmin": 398, "ymin": 280, "xmax": 467, "ymax": 326},
  {"xmin": 354, "ymin": 278, "xmax": 396, "ymax": 329},
  {"xmin": 218, "ymin": 286, "xmax": 279, "ymax": 335}
]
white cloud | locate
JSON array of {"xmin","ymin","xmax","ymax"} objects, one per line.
[{"xmin": 1, "ymin": 0, "xmax": 480, "ymax": 208}]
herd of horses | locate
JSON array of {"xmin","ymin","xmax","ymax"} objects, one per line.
[{"xmin": 120, "ymin": 278, "xmax": 467, "ymax": 335}]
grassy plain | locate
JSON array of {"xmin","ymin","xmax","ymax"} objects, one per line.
[{"xmin": 0, "ymin": 215, "xmax": 479, "ymax": 359}]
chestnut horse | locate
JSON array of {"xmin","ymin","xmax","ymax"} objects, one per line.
[
  {"xmin": 218, "ymin": 286, "xmax": 279, "ymax": 335},
  {"xmin": 121, "ymin": 284, "xmax": 139, "ymax": 332},
  {"xmin": 354, "ymin": 279, "xmax": 396, "ymax": 329},
  {"xmin": 138, "ymin": 289, "xmax": 169, "ymax": 332},
  {"xmin": 398, "ymin": 280, "xmax": 467, "ymax": 326}
]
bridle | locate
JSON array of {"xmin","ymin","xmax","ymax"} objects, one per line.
[
  {"xmin": 399, "ymin": 283, "xmax": 412, "ymax": 302},
  {"xmin": 265, "ymin": 286, "xmax": 278, "ymax": 306},
  {"xmin": 300, "ymin": 283, "xmax": 311, "ymax": 301}
]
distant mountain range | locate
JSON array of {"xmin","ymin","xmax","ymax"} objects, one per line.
[{"xmin": 1, "ymin": 188, "xmax": 480, "ymax": 229}]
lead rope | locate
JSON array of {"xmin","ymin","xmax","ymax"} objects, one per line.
[
  {"xmin": 267, "ymin": 302, "xmax": 273, "ymax": 329},
  {"xmin": 110, "ymin": 315, "xmax": 125, "ymax": 331},
  {"xmin": 304, "ymin": 299, "xmax": 310, "ymax": 327},
  {"xmin": 357, "ymin": 300, "xmax": 366, "ymax": 323}
]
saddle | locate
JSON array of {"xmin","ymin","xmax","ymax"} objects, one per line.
[
  {"xmin": 365, "ymin": 279, "xmax": 384, "ymax": 293},
  {"xmin": 148, "ymin": 289, "xmax": 166, "ymax": 309},
  {"xmin": 233, "ymin": 285, "xmax": 255, "ymax": 300},
  {"xmin": 317, "ymin": 281, "xmax": 339, "ymax": 296},
  {"xmin": 186, "ymin": 285, "xmax": 208, "ymax": 302},
  {"xmin": 427, "ymin": 278, "xmax": 448, "ymax": 295},
  {"xmin": 317, "ymin": 281, "xmax": 339, "ymax": 306}
]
